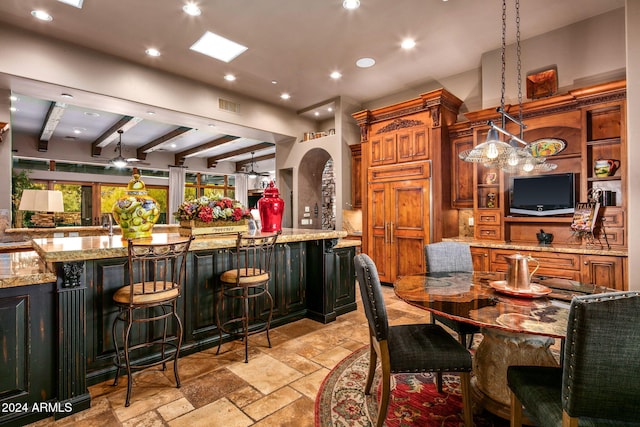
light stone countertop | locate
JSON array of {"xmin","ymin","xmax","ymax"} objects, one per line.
[
  {"xmin": 443, "ymin": 237, "xmax": 627, "ymax": 257},
  {"xmin": 0, "ymin": 250, "xmax": 57, "ymax": 288},
  {"xmin": 31, "ymin": 228, "xmax": 348, "ymax": 263}
]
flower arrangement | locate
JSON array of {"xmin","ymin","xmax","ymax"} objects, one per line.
[{"xmin": 174, "ymin": 196, "xmax": 252, "ymax": 223}]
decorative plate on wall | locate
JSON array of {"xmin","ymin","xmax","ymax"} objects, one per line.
[{"xmin": 527, "ymin": 138, "xmax": 566, "ymax": 157}]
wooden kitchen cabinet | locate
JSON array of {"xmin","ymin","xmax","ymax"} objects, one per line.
[
  {"xmin": 353, "ymin": 89, "xmax": 463, "ymax": 283},
  {"xmin": 470, "ymin": 246, "xmax": 490, "ymax": 271},
  {"xmin": 581, "ymin": 254, "xmax": 624, "ymax": 290},
  {"xmin": 349, "ymin": 143, "xmax": 362, "ymax": 209},
  {"xmin": 476, "ymin": 246, "xmax": 626, "ymax": 289},
  {"xmin": 367, "ymin": 163, "xmax": 431, "ymax": 283},
  {"xmin": 449, "ymin": 122, "xmax": 474, "ymax": 209}
]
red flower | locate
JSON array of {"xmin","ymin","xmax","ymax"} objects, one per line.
[
  {"xmin": 232, "ymin": 207, "xmax": 244, "ymax": 220},
  {"xmin": 197, "ymin": 206, "xmax": 214, "ymax": 222}
]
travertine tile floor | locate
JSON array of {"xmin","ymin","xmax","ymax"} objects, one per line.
[
  {"xmin": 29, "ymin": 286, "xmax": 430, "ymax": 427},
  {"xmin": 28, "ymin": 286, "xmax": 541, "ymax": 427}
]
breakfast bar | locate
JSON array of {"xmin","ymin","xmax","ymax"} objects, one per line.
[{"xmin": 0, "ymin": 230, "xmax": 358, "ymax": 426}]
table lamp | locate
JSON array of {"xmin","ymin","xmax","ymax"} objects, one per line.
[{"xmin": 18, "ymin": 189, "xmax": 64, "ymax": 228}]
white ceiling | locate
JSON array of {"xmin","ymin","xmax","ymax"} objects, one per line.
[{"xmin": 0, "ymin": 0, "xmax": 625, "ymax": 167}]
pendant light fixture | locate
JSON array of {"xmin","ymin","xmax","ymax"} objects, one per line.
[{"xmin": 459, "ymin": 0, "xmax": 559, "ymax": 174}]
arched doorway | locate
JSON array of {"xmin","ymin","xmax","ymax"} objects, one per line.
[{"xmin": 298, "ymin": 148, "xmax": 335, "ymax": 230}]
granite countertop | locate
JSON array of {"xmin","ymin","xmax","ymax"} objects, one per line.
[
  {"xmin": 0, "ymin": 250, "xmax": 57, "ymax": 288},
  {"xmin": 444, "ymin": 237, "xmax": 627, "ymax": 257},
  {"xmin": 31, "ymin": 228, "xmax": 348, "ymax": 263}
]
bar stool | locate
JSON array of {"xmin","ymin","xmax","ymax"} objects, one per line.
[
  {"xmin": 216, "ymin": 231, "xmax": 278, "ymax": 362},
  {"xmin": 111, "ymin": 236, "xmax": 193, "ymax": 407}
]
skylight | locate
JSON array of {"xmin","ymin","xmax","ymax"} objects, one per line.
[
  {"xmin": 57, "ymin": 0, "xmax": 84, "ymax": 8},
  {"xmin": 190, "ymin": 31, "xmax": 247, "ymax": 63}
]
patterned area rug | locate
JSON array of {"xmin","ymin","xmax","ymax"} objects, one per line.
[{"xmin": 315, "ymin": 346, "xmax": 509, "ymax": 427}]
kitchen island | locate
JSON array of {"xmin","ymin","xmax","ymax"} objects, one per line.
[{"xmin": 0, "ymin": 229, "xmax": 358, "ymax": 426}]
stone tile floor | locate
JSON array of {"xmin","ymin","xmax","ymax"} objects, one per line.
[{"xmin": 28, "ymin": 286, "xmax": 554, "ymax": 426}]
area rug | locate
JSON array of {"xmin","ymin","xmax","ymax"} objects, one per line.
[{"xmin": 315, "ymin": 346, "xmax": 509, "ymax": 427}]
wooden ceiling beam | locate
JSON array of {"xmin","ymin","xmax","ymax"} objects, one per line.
[
  {"xmin": 91, "ymin": 116, "xmax": 142, "ymax": 157},
  {"xmin": 38, "ymin": 101, "xmax": 67, "ymax": 152},
  {"xmin": 174, "ymin": 135, "xmax": 239, "ymax": 166},
  {"xmin": 136, "ymin": 127, "xmax": 193, "ymax": 160},
  {"xmin": 207, "ymin": 142, "xmax": 274, "ymax": 168},
  {"xmin": 234, "ymin": 152, "xmax": 275, "ymax": 171}
]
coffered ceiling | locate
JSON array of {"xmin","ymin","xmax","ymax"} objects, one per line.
[{"xmin": 0, "ymin": 0, "xmax": 624, "ymax": 170}]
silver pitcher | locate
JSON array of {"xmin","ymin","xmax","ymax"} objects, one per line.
[{"xmin": 505, "ymin": 253, "xmax": 539, "ymax": 290}]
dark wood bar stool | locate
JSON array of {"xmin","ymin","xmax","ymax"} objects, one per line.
[
  {"xmin": 111, "ymin": 236, "xmax": 193, "ymax": 407},
  {"xmin": 216, "ymin": 232, "xmax": 278, "ymax": 362}
]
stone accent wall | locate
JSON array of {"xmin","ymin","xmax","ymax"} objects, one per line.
[{"xmin": 321, "ymin": 159, "xmax": 336, "ymax": 230}]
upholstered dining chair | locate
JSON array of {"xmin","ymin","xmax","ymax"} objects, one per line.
[
  {"xmin": 112, "ymin": 236, "xmax": 194, "ymax": 407},
  {"xmin": 216, "ymin": 231, "xmax": 279, "ymax": 363},
  {"xmin": 508, "ymin": 291, "xmax": 640, "ymax": 427},
  {"xmin": 354, "ymin": 253, "xmax": 473, "ymax": 427},
  {"xmin": 424, "ymin": 241, "xmax": 480, "ymax": 348}
]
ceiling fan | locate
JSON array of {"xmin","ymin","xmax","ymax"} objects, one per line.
[
  {"xmin": 106, "ymin": 130, "xmax": 148, "ymax": 168},
  {"xmin": 242, "ymin": 151, "xmax": 271, "ymax": 178}
]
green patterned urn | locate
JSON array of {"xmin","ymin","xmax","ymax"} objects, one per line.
[{"xmin": 112, "ymin": 173, "xmax": 159, "ymax": 240}]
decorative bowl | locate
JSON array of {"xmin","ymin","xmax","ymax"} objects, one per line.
[{"xmin": 536, "ymin": 232, "xmax": 554, "ymax": 244}]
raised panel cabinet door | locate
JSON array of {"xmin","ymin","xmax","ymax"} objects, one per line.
[
  {"xmin": 397, "ymin": 131, "xmax": 413, "ymax": 162},
  {"xmin": 389, "ymin": 179, "xmax": 430, "ymax": 277},
  {"xmin": 581, "ymin": 255, "xmax": 624, "ymax": 290},
  {"xmin": 368, "ymin": 182, "xmax": 392, "ymax": 282},
  {"xmin": 411, "ymin": 128, "xmax": 429, "ymax": 161},
  {"xmin": 382, "ymin": 134, "xmax": 397, "ymax": 164},
  {"xmin": 470, "ymin": 247, "xmax": 490, "ymax": 271},
  {"xmin": 349, "ymin": 144, "xmax": 362, "ymax": 208},
  {"xmin": 370, "ymin": 136, "xmax": 384, "ymax": 165},
  {"xmin": 452, "ymin": 138, "xmax": 474, "ymax": 208}
]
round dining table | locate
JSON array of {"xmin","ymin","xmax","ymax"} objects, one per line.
[{"xmin": 393, "ymin": 271, "xmax": 610, "ymax": 419}]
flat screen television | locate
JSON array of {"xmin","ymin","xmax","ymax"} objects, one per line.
[{"xmin": 509, "ymin": 173, "xmax": 576, "ymax": 216}]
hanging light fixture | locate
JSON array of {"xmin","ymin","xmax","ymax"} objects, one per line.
[
  {"xmin": 110, "ymin": 130, "xmax": 129, "ymax": 168},
  {"xmin": 459, "ymin": 0, "xmax": 559, "ymax": 174}
]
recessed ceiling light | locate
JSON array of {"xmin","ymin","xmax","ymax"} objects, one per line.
[
  {"xmin": 328, "ymin": 107, "xmax": 333, "ymax": 112},
  {"xmin": 31, "ymin": 10, "xmax": 53, "ymax": 21},
  {"xmin": 182, "ymin": 2, "xmax": 201, "ymax": 16},
  {"xmin": 57, "ymin": 0, "xmax": 84, "ymax": 8},
  {"xmin": 314, "ymin": 112, "xmax": 320, "ymax": 116},
  {"xmin": 224, "ymin": 74, "xmax": 236, "ymax": 81},
  {"xmin": 356, "ymin": 57, "xmax": 376, "ymax": 68},
  {"xmin": 401, "ymin": 38, "xmax": 416, "ymax": 50},
  {"xmin": 73, "ymin": 127, "xmax": 86, "ymax": 134},
  {"xmin": 9, "ymin": 107, "xmax": 18, "ymax": 112},
  {"xmin": 190, "ymin": 31, "xmax": 247, "ymax": 63},
  {"xmin": 9, "ymin": 95, "xmax": 18, "ymax": 102},
  {"xmin": 280, "ymin": 93, "xmax": 291, "ymax": 100},
  {"xmin": 208, "ymin": 123, "xmax": 216, "ymax": 128},
  {"xmin": 343, "ymin": 0, "xmax": 360, "ymax": 10},
  {"xmin": 146, "ymin": 111, "xmax": 156, "ymax": 115},
  {"xmin": 84, "ymin": 111, "xmax": 100, "ymax": 117},
  {"xmin": 145, "ymin": 48, "xmax": 161, "ymax": 57},
  {"xmin": 271, "ymin": 80, "xmax": 278, "ymax": 85},
  {"xmin": 61, "ymin": 93, "xmax": 74, "ymax": 99},
  {"xmin": 330, "ymin": 71, "xmax": 342, "ymax": 80},
  {"xmin": 170, "ymin": 143, "xmax": 177, "ymax": 148}
]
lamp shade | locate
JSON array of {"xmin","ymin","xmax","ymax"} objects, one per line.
[{"xmin": 18, "ymin": 189, "xmax": 65, "ymax": 212}]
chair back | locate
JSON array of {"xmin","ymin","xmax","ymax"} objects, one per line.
[
  {"xmin": 229, "ymin": 232, "xmax": 279, "ymax": 285},
  {"xmin": 125, "ymin": 236, "xmax": 193, "ymax": 305},
  {"xmin": 562, "ymin": 291, "xmax": 640, "ymax": 421},
  {"xmin": 354, "ymin": 253, "xmax": 389, "ymax": 342},
  {"xmin": 424, "ymin": 242, "xmax": 473, "ymax": 273}
]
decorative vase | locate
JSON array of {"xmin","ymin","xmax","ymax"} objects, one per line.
[
  {"xmin": 258, "ymin": 181, "xmax": 284, "ymax": 232},
  {"xmin": 112, "ymin": 173, "xmax": 159, "ymax": 240},
  {"xmin": 178, "ymin": 219, "xmax": 248, "ymax": 237}
]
